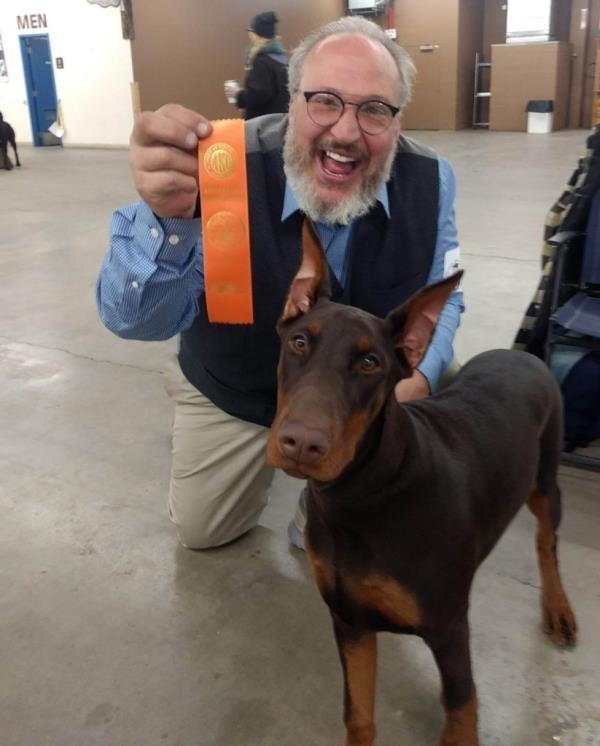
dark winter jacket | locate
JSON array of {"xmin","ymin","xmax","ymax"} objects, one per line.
[{"xmin": 236, "ymin": 42, "xmax": 289, "ymax": 120}]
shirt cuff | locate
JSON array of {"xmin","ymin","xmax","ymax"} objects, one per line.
[
  {"xmin": 133, "ymin": 201, "xmax": 200, "ymax": 266},
  {"xmin": 417, "ymin": 348, "xmax": 444, "ymax": 393}
]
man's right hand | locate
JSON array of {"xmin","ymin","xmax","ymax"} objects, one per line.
[{"xmin": 129, "ymin": 104, "xmax": 213, "ymax": 219}]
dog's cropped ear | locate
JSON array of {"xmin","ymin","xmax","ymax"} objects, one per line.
[
  {"xmin": 280, "ymin": 219, "xmax": 332, "ymax": 323},
  {"xmin": 385, "ymin": 271, "xmax": 463, "ymax": 369}
]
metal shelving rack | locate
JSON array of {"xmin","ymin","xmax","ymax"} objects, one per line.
[{"xmin": 473, "ymin": 52, "xmax": 491, "ymax": 128}]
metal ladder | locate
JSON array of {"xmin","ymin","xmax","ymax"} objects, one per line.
[{"xmin": 472, "ymin": 52, "xmax": 491, "ymax": 128}]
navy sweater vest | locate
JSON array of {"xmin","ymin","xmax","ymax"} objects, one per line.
[{"xmin": 179, "ymin": 114, "xmax": 439, "ymax": 427}]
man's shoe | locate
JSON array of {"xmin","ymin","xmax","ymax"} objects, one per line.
[{"xmin": 287, "ymin": 488, "xmax": 307, "ymax": 550}]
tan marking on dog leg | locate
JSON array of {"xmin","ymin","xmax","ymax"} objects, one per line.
[
  {"xmin": 346, "ymin": 574, "xmax": 422, "ymax": 628},
  {"xmin": 344, "ymin": 633, "xmax": 377, "ymax": 746},
  {"xmin": 528, "ymin": 489, "xmax": 577, "ymax": 647},
  {"xmin": 305, "ymin": 545, "xmax": 335, "ymax": 597},
  {"xmin": 441, "ymin": 692, "xmax": 479, "ymax": 746}
]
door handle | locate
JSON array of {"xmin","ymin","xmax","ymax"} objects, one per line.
[{"xmin": 419, "ymin": 44, "xmax": 440, "ymax": 52}]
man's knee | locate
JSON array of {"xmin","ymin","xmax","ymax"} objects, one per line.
[
  {"xmin": 169, "ymin": 490, "xmax": 267, "ymax": 550},
  {"xmin": 175, "ymin": 522, "xmax": 240, "ymax": 550},
  {"xmin": 171, "ymin": 509, "xmax": 250, "ymax": 549}
]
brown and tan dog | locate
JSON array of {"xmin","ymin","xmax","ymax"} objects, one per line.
[{"xmin": 267, "ymin": 220, "xmax": 577, "ymax": 745}]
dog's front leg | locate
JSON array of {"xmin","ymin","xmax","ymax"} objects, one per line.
[
  {"xmin": 332, "ymin": 616, "xmax": 377, "ymax": 746},
  {"xmin": 427, "ymin": 617, "xmax": 479, "ymax": 746}
]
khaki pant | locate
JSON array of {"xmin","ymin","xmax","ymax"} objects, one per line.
[{"xmin": 163, "ymin": 358, "xmax": 275, "ymax": 549}]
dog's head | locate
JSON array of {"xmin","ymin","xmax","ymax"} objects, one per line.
[{"xmin": 266, "ymin": 219, "xmax": 461, "ymax": 482}]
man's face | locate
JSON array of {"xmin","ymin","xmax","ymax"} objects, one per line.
[{"xmin": 284, "ymin": 33, "xmax": 403, "ymax": 225}]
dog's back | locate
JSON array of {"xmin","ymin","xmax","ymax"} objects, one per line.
[
  {"xmin": 399, "ymin": 348, "xmax": 563, "ymax": 561},
  {"xmin": 422, "ymin": 349, "xmax": 562, "ymax": 484}
]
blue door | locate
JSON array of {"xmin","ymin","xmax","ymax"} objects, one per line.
[{"xmin": 19, "ymin": 34, "xmax": 60, "ymax": 146}]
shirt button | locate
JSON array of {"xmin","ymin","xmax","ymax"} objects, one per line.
[
  {"xmin": 168, "ymin": 234, "xmax": 180, "ymax": 245},
  {"xmin": 150, "ymin": 227, "xmax": 159, "ymax": 239},
  {"xmin": 131, "ymin": 280, "xmax": 140, "ymax": 289}
]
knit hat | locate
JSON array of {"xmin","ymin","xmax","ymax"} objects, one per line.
[{"xmin": 250, "ymin": 11, "xmax": 278, "ymax": 39}]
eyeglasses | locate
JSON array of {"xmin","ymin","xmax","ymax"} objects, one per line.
[{"xmin": 302, "ymin": 91, "xmax": 400, "ymax": 135}]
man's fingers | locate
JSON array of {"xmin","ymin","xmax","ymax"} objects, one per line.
[
  {"xmin": 156, "ymin": 103, "xmax": 212, "ymax": 136},
  {"xmin": 135, "ymin": 171, "xmax": 199, "ymax": 219},
  {"xmin": 136, "ymin": 170, "xmax": 198, "ymax": 200},
  {"xmin": 133, "ymin": 106, "xmax": 212, "ymax": 151},
  {"xmin": 130, "ymin": 144, "xmax": 199, "ymax": 178},
  {"xmin": 128, "ymin": 104, "xmax": 213, "ymax": 217},
  {"xmin": 133, "ymin": 111, "xmax": 196, "ymax": 150}
]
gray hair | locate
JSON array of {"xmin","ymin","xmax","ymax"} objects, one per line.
[{"xmin": 287, "ymin": 16, "xmax": 416, "ymax": 111}]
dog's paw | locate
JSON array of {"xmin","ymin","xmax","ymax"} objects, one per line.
[
  {"xmin": 346, "ymin": 722, "xmax": 375, "ymax": 746},
  {"xmin": 440, "ymin": 695, "xmax": 479, "ymax": 746},
  {"xmin": 542, "ymin": 596, "xmax": 577, "ymax": 647}
]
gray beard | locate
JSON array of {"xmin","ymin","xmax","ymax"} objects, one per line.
[{"xmin": 283, "ymin": 118, "xmax": 397, "ymax": 226}]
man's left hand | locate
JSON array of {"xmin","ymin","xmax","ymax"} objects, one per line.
[{"xmin": 394, "ymin": 370, "xmax": 430, "ymax": 402}]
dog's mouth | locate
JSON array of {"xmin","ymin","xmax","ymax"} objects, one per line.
[
  {"xmin": 283, "ymin": 460, "xmax": 345, "ymax": 482},
  {"xmin": 281, "ymin": 462, "xmax": 313, "ymax": 480},
  {"xmin": 266, "ymin": 394, "xmax": 378, "ymax": 483},
  {"xmin": 266, "ymin": 441, "xmax": 323, "ymax": 479},
  {"xmin": 266, "ymin": 435, "xmax": 350, "ymax": 483}
]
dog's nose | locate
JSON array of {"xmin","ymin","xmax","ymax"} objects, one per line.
[{"xmin": 278, "ymin": 420, "xmax": 331, "ymax": 465}]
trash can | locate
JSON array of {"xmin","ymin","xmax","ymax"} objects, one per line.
[{"xmin": 526, "ymin": 100, "xmax": 554, "ymax": 134}]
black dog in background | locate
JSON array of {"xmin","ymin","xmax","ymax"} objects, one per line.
[{"xmin": 0, "ymin": 112, "xmax": 21, "ymax": 170}]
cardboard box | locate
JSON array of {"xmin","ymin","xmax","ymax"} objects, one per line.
[{"xmin": 490, "ymin": 42, "xmax": 571, "ymax": 131}]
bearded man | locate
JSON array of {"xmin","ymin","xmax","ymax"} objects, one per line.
[{"xmin": 96, "ymin": 16, "xmax": 464, "ymax": 551}]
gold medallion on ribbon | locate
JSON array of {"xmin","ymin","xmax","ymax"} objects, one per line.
[{"xmin": 203, "ymin": 143, "xmax": 236, "ymax": 179}]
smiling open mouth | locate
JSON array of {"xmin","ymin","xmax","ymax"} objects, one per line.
[{"xmin": 320, "ymin": 149, "xmax": 359, "ymax": 178}]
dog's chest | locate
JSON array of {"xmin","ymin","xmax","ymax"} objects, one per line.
[{"xmin": 306, "ymin": 545, "xmax": 422, "ymax": 631}]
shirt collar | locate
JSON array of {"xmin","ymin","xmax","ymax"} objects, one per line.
[{"xmin": 281, "ymin": 180, "xmax": 390, "ymax": 222}]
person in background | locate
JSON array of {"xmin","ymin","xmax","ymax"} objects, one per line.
[
  {"xmin": 224, "ymin": 11, "xmax": 289, "ymax": 120},
  {"xmin": 96, "ymin": 16, "xmax": 464, "ymax": 552}
]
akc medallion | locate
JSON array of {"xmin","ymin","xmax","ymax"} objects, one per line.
[{"xmin": 203, "ymin": 142, "xmax": 236, "ymax": 179}]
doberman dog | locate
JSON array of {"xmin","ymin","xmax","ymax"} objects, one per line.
[
  {"xmin": 0, "ymin": 112, "xmax": 21, "ymax": 170},
  {"xmin": 267, "ymin": 221, "xmax": 577, "ymax": 746}
]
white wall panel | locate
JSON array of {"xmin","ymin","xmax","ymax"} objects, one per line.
[{"xmin": 0, "ymin": 1, "xmax": 134, "ymax": 146}]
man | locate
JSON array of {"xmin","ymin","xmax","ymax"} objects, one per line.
[{"xmin": 96, "ymin": 16, "xmax": 464, "ymax": 551}]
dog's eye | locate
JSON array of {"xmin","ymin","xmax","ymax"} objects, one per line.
[
  {"xmin": 290, "ymin": 334, "xmax": 308, "ymax": 353},
  {"xmin": 360, "ymin": 354, "xmax": 380, "ymax": 372}
]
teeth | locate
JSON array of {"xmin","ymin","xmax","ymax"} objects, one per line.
[{"xmin": 325, "ymin": 151, "xmax": 355, "ymax": 163}]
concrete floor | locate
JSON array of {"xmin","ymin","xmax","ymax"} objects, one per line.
[{"xmin": 1, "ymin": 130, "xmax": 599, "ymax": 746}]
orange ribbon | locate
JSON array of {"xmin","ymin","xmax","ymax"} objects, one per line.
[{"xmin": 198, "ymin": 119, "xmax": 253, "ymax": 324}]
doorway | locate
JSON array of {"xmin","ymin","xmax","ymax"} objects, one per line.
[
  {"xmin": 19, "ymin": 34, "xmax": 60, "ymax": 146},
  {"xmin": 402, "ymin": 46, "xmax": 441, "ymax": 130}
]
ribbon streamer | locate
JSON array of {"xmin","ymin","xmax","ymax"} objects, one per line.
[{"xmin": 198, "ymin": 119, "xmax": 253, "ymax": 324}]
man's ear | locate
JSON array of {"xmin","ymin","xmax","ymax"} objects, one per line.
[
  {"xmin": 280, "ymin": 218, "xmax": 332, "ymax": 323},
  {"xmin": 384, "ymin": 271, "xmax": 463, "ymax": 369}
]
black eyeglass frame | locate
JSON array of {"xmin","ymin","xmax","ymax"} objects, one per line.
[{"xmin": 302, "ymin": 90, "xmax": 400, "ymax": 134}]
